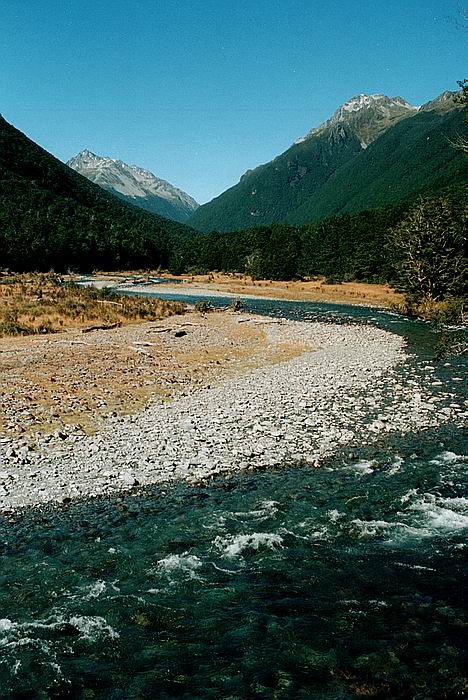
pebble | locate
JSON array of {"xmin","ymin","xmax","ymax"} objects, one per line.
[{"xmin": 0, "ymin": 319, "xmax": 462, "ymax": 510}]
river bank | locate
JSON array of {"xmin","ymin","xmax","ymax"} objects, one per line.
[
  {"xmin": 1, "ymin": 308, "xmax": 464, "ymax": 511},
  {"xmin": 1, "ymin": 300, "xmax": 466, "ymax": 699},
  {"xmin": 86, "ymin": 271, "xmax": 404, "ymax": 308}
]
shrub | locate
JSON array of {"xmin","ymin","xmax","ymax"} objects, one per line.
[{"xmin": 194, "ymin": 300, "xmax": 212, "ymax": 313}]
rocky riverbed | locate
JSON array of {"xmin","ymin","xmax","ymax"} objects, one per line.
[{"xmin": 0, "ymin": 315, "xmax": 465, "ymax": 511}]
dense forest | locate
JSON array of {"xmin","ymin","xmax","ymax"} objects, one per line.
[
  {"xmin": 0, "ymin": 116, "xmax": 195, "ymax": 272},
  {"xmin": 188, "ymin": 102, "xmax": 467, "ymax": 232},
  {"xmin": 173, "ymin": 190, "xmax": 466, "ymax": 289}
]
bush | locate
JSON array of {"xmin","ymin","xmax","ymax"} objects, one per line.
[
  {"xmin": 194, "ymin": 300, "xmax": 212, "ymax": 313},
  {"xmin": 389, "ymin": 196, "xmax": 466, "ymax": 303},
  {"xmin": 433, "ymin": 330, "xmax": 467, "ymax": 360},
  {"xmin": 323, "ymin": 276, "xmax": 343, "ymax": 285},
  {"xmin": 424, "ymin": 298, "xmax": 465, "ymax": 325},
  {"xmin": 228, "ymin": 298, "xmax": 244, "ymax": 312}
]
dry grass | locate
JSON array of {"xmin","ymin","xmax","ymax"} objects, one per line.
[
  {"xmin": 0, "ymin": 311, "xmax": 315, "ymax": 440},
  {"xmin": 0, "ymin": 273, "xmax": 186, "ymax": 337},
  {"xmin": 190, "ymin": 273, "xmax": 404, "ymax": 308}
]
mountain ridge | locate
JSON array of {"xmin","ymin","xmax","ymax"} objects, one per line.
[
  {"xmin": 67, "ymin": 150, "xmax": 199, "ymax": 223},
  {"xmin": 188, "ymin": 89, "xmax": 466, "ymax": 232}
]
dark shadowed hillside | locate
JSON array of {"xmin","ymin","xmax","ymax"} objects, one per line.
[
  {"xmin": 188, "ymin": 92, "xmax": 466, "ymax": 232},
  {"xmin": 0, "ymin": 116, "xmax": 195, "ymax": 271}
]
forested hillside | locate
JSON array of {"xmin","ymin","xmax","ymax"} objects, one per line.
[
  {"xmin": 288, "ymin": 106, "xmax": 467, "ymax": 224},
  {"xmin": 188, "ymin": 127, "xmax": 363, "ymax": 233},
  {"xmin": 0, "ymin": 116, "xmax": 194, "ymax": 271},
  {"xmin": 177, "ymin": 189, "xmax": 466, "ymax": 286},
  {"xmin": 188, "ymin": 96, "xmax": 466, "ymax": 232}
]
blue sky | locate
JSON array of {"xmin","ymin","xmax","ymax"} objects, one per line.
[{"xmin": 1, "ymin": 0, "xmax": 466, "ymax": 203}]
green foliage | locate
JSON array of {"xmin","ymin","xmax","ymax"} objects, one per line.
[
  {"xmin": 454, "ymin": 79, "xmax": 468, "ymax": 105},
  {"xmin": 388, "ymin": 196, "xmax": 466, "ymax": 303},
  {"xmin": 433, "ymin": 330, "xmax": 467, "ymax": 361},
  {"xmin": 194, "ymin": 300, "xmax": 212, "ymax": 313},
  {"xmin": 0, "ymin": 116, "xmax": 195, "ymax": 272},
  {"xmin": 179, "ymin": 203, "xmax": 407, "ymax": 282},
  {"xmin": 188, "ymin": 104, "xmax": 467, "ymax": 232}
]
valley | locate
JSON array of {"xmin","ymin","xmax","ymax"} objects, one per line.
[{"xmin": 0, "ymin": 29, "xmax": 466, "ymax": 694}]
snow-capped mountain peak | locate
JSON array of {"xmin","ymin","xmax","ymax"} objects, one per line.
[
  {"xmin": 295, "ymin": 93, "xmax": 418, "ymax": 148},
  {"xmin": 67, "ymin": 151, "xmax": 199, "ymax": 222}
]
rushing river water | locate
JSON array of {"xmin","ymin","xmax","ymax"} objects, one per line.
[{"xmin": 0, "ymin": 298, "xmax": 466, "ymax": 699}]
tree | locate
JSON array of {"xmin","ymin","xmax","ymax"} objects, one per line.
[
  {"xmin": 389, "ymin": 196, "xmax": 466, "ymax": 303},
  {"xmin": 450, "ymin": 80, "xmax": 468, "ymax": 153}
]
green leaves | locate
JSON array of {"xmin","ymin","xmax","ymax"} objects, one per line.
[
  {"xmin": 0, "ymin": 116, "xmax": 194, "ymax": 272},
  {"xmin": 389, "ymin": 196, "xmax": 466, "ymax": 303}
]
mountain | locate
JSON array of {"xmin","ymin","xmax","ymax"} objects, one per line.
[
  {"xmin": 295, "ymin": 93, "xmax": 417, "ymax": 148},
  {"xmin": 188, "ymin": 91, "xmax": 466, "ymax": 232},
  {"xmin": 0, "ymin": 116, "xmax": 194, "ymax": 272},
  {"xmin": 67, "ymin": 150, "xmax": 199, "ymax": 223},
  {"xmin": 286, "ymin": 93, "xmax": 467, "ymax": 225}
]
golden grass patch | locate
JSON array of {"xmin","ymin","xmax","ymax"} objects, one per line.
[{"xmin": 0, "ymin": 273, "xmax": 185, "ymax": 337}]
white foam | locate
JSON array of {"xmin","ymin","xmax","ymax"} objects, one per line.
[
  {"xmin": 234, "ymin": 500, "xmax": 280, "ymax": 519},
  {"xmin": 214, "ymin": 532, "xmax": 283, "ymax": 558},
  {"xmin": 387, "ymin": 455, "xmax": 404, "ymax": 475},
  {"xmin": 308, "ymin": 526, "xmax": 329, "ymax": 539},
  {"xmin": 401, "ymin": 488, "xmax": 418, "ymax": 504},
  {"xmin": 351, "ymin": 519, "xmax": 394, "ymax": 538},
  {"xmin": 327, "ymin": 509, "xmax": 345, "ymax": 522},
  {"xmin": 396, "ymin": 562, "xmax": 436, "ymax": 571},
  {"xmin": 156, "ymin": 553, "xmax": 203, "ymax": 579},
  {"xmin": 350, "ymin": 519, "xmax": 427, "ymax": 541},
  {"xmin": 430, "ymin": 451, "xmax": 467, "ymax": 465},
  {"xmin": 411, "ymin": 496, "xmax": 468, "ymax": 531},
  {"xmin": 0, "ymin": 615, "xmax": 119, "ymax": 643},
  {"xmin": 0, "ymin": 619, "xmax": 14, "ymax": 632},
  {"xmin": 80, "ymin": 580, "xmax": 106, "ymax": 600},
  {"xmin": 347, "ymin": 460, "xmax": 376, "ymax": 475},
  {"xmin": 68, "ymin": 615, "xmax": 119, "ymax": 640}
]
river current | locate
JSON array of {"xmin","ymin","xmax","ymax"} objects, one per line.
[{"xmin": 0, "ymin": 298, "xmax": 466, "ymax": 699}]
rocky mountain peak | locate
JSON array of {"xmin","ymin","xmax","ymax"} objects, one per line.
[
  {"xmin": 67, "ymin": 151, "xmax": 199, "ymax": 223},
  {"xmin": 296, "ymin": 93, "xmax": 417, "ymax": 148},
  {"xmin": 419, "ymin": 90, "xmax": 461, "ymax": 113}
]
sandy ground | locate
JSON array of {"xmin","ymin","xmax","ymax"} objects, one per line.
[{"xmin": 0, "ymin": 310, "xmax": 311, "ymax": 443}]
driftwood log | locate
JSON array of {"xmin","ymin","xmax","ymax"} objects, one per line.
[{"xmin": 82, "ymin": 322, "xmax": 122, "ymax": 333}]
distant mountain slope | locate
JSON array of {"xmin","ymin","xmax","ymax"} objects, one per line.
[
  {"xmin": 68, "ymin": 150, "xmax": 199, "ymax": 223},
  {"xmin": 188, "ymin": 94, "xmax": 416, "ymax": 232},
  {"xmin": 188, "ymin": 91, "xmax": 466, "ymax": 232},
  {"xmin": 0, "ymin": 116, "xmax": 194, "ymax": 271},
  {"xmin": 288, "ymin": 98, "xmax": 467, "ymax": 224}
]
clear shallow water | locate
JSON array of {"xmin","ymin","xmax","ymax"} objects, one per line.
[{"xmin": 0, "ymin": 299, "xmax": 466, "ymax": 699}]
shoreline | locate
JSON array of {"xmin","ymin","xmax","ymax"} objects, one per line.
[
  {"xmin": 80, "ymin": 273, "xmax": 404, "ymax": 309},
  {"xmin": 1, "ymin": 311, "xmax": 460, "ymax": 512}
]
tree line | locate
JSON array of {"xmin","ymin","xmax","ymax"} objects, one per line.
[{"xmin": 171, "ymin": 193, "xmax": 466, "ymax": 305}]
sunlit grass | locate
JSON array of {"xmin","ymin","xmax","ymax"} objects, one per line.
[{"xmin": 0, "ymin": 273, "xmax": 186, "ymax": 337}]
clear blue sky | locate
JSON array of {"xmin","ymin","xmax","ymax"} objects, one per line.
[{"xmin": 1, "ymin": 0, "xmax": 466, "ymax": 203}]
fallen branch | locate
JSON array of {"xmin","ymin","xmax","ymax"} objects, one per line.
[{"xmin": 82, "ymin": 322, "xmax": 122, "ymax": 333}]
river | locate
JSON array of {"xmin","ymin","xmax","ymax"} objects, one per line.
[{"xmin": 0, "ymin": 296, "xmax": 466, "ymax": 699}]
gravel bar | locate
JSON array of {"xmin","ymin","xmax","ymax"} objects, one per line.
[{"xmin": 0, "ymin": 318, "xmax": 464, "ymax": 510}]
